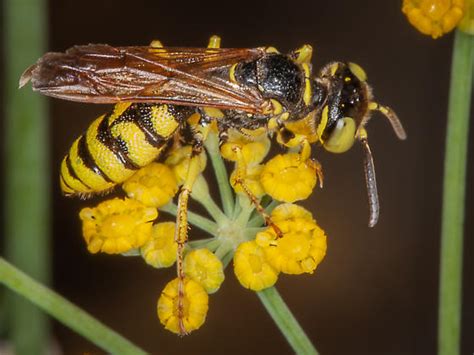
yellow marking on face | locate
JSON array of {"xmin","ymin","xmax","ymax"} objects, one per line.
[
  {"xmin": 207, "ymin": 35, "xmax": 221, "ymax": 49},
  {"xmin": 348, "ymin": 62, "xmax": 367, "ymax": 82},
  {"xmin": 270, "ymin": 99, "xmax": 283, "ymax": 115},
  {"xmin": 203, "ymin": 107, "xmax": 225, "ymax": 119},
  {"xmin": 280, "ymin": 112, "xmax": 290, "ymax": 121},
  {"xmin": 268, "ymin": 117, "xmax": 279, "ymax": 130},
  {"xmin": 316, "ymin": 105, "xmax": 329, "ymax": 143},
  {"xmin": 229, "ymin": 63, "xmax": 237, "ymax": 83},
  {"xmin": 344, "ymin": 76, "xmax": 351, "ymax": 82},
  {"xmin": 86, "ymin": 117, "xmax": 136, "ymax": 182},
  {"xmin": 265, "ymin": 46, "xmax": 279, "ymax": 54},
  {"xmin": 150, "ymin": 40, "xmax": 164, "ymax": 48},
  {"xmin": 323, "ymin": 117, "xmax": 357, "ymax": 153},
  {"xmin": 294, "ymin": 44, "xmax": 313, "ymax": 64},
  {"xmin": 302, "ymin": 63, "xmax": 312, "ymax": 106},
  {"xmin": 330, "ymin": 63, "xmax": 339, "ymax": 76}
]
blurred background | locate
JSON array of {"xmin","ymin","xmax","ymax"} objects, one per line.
[{"xmin": 2, "ymin": 0, "xmax": 474, "ymax": 354}]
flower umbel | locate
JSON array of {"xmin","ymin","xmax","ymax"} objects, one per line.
[{"xmin": 77, "ymin": 128, "xmax": 327, "ymax": 335}]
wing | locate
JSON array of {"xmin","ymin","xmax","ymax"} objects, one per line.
[{"xmin": 20, "ymin": 44, "xmax": 269, "ymax": 113}]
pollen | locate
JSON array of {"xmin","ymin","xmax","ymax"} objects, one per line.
[
  {"xmin": 79, "ymin": 198, "xmax": 157, "ymax": 254},
  {"xmin": 233, "ymin": 240, "xmax": 279, "ymax": 291},
  {"xmin": 165, "ymin": 146, "xmax": 207, "ymax": 185},
  {"xmin": 184, "ymin": 249, "xmax": 225, "ymax": 294},
  {"xmin": 256, "ymin": 204, "xmax": 327, "ymax": 275},
  {"xmin": 157, "ymin": 277, "xmax": 209, "ymax": 334},
  {"xmin": 402, "ymin": 0, "xmax": 465, "ymax": 38},
  {"xmin": 260, "ymin": 153, "xmax": 318, "ymax": 203},
  {"xmin": 122, "ymin": 163, "xmax": 178, "ymax": 208},
  {"xmin": 141, "ymin": 222, "xmax": 177, "ymax": 268}
]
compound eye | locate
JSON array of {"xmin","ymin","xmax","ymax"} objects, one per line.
[{"xmin": 323, "ymin": 117, "xmax": 357, "ymax": 153}]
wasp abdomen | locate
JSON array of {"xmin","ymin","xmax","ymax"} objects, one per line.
[{"xmin": 60, "ymin": 103, "xmax": 184, "ymax": 196}]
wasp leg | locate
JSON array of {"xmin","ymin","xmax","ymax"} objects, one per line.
[
  {"xmin": 231, "ymin": 145, "xmax": 283, "ymax": 237},
  {"xmin": 298, "ymin": 138, "xmax": 324, "ymax": 189},
  {"xmin": 175, "ymin": 143, "xmax": 204, "ymax": 335}
]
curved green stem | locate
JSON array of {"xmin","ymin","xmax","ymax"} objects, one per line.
[
  {"xmin": 438, "ymin": 29, "xmax": 474, "ymax": 355},
  {"xmin": 204, "ymin": 132, "xmax": 235, "ymax": 215},
  {"xmin": 0, "ymin": 258, "xmax": 147, "ymax": 355},
  {"xmin": 257, "ymin": 287, "xmax": 318, "ymax": 355}
]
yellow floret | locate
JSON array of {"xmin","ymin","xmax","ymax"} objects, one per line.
[
  {"xmin": 233, "ymin": 240, "xmax": 279, "ymax": 291},
  {"xmin": 157, "ymin": 278, "xmax": 209, "ymax": 334},
  {"xmin": 122, "ymin": 163, "xmax": 178, "ymax": 208},
  {"xmin": 165, "ymin": 146, "xmax": 207, "ymax": 185},
  {"xmin": 402, "ymin": 0, "xmax": 465, "ymax": 38},
  {"xmin": 256, "ymin": 214, "xmax": 327, "ymax": 275},
  {"xmin": 220, "ymin": 129, "xmax": 270, "ymax": 165},
  {"xmin": 260, "ymin": 153, "xmax": 317, "ymax": 202},
  {"xmin": 184, "ymin": 249, "xmax": 225, "ymax": 294},
  {"xmin": 79, "ymin": 198, "xmax": 157, "ymax": 254},
  {"xmin": 140, "ymin": 222, "xmax": 177, "ymax": 268},
  {"xmin": 230, "ymin": 164, "xmax": 265, "ymax": 198}
]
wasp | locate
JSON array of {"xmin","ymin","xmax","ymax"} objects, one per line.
[{"xmin": 21, "ymin": 35, "xmax": 406, "ymax": 334}]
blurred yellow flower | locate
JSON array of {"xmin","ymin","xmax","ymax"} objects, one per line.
[
  {"xmin": 233, "ymin": 240, "xmax": 279, "ymax": 291},
  {"xmin": 184, "ymin": 248, "xmax": 225, "ymax": 294},
  {"xmin": 79, "ymin": 198, "xmax": 157, "ymax": 254},
  {"xmin": 122, "ymin": 163, "xmax": 178, "ymax": 208},
  {"xmin": 141, "ymin": 222, "xmax": 177, "ymax": 268},
  {"xmin": 402, "ymin": 0, "xmax": 465, "ymax": 38},
  {"xmin": 260, "ymin": 153, "xmax": 318, "ymax": 202},
  {"xmin": 157, "ymin": 277, "xmax": 209, "ymax": 334}
]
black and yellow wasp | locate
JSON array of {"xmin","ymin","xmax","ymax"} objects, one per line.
[{"xmin": 21, "ymin": 35, "xmax": 405, "ymax": 333}]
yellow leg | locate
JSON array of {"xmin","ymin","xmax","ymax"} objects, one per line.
[
  {"xmin": 175, "ymin": 152, "xmax": 202, "ymax": 335},
  {"xmin": 299, "ymin": 139, "xmax": 324, "ymax": 188},
  {"xmin": 232, "ymin": 147, "xmax": 283, "ymax": 237}
]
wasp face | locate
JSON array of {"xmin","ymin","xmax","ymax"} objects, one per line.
[{"xmin": 319, "ymin": 62, "xmax": 371, "ymax": 153}]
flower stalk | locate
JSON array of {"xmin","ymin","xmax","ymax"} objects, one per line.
[
  {"xmin": 0, "ymin": 257, "xmax": 147, "ymax": 355},
  {"xmin": 438, "ymin": 29, "xmax": 474, "ymax": 355}
]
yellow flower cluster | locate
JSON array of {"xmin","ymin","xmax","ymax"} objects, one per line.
[
  {"xmin": 234, "ymin": 204, "xmax": 327, "ymax": 290},
  {"xmin": 402, "ymin": 0, "xmax": 465, "ymax": 38},
  {"xmin": 76, "ymin": 127, "xmax": 327, "ymax": 335}
]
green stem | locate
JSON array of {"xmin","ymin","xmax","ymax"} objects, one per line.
[
  {"xmin": 4, "ymin": 0, "xmax": 50, "ymax": 353},
  {"xmin": 160, "ymin": 203, "xmax": 219, "ymax": 236},
  {"xmin": 247, "ymin": 200, "xmax": 280, "ymax": 227},
  {"xmin": 0, "ymin": 258, "xmax": 147, "ymax": 355},
  {"xmin": 257, "ymin": 287, "xmax": 318, "ymax": 355},
  {"xmin": 204, "ymin": 132, "xmax": 235, "ymax": 215},
  {"xmin": 194, "ymin": 193, "xmax": 228, "ymax": 225},
  {"xmin": 438, "ymin": 29, "xmax": 474, "ymax": 355}
]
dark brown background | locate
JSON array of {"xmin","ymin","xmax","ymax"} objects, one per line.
[{"xmin": 3, "ymin": 0, "xmax": 474, "ymax": 354}]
